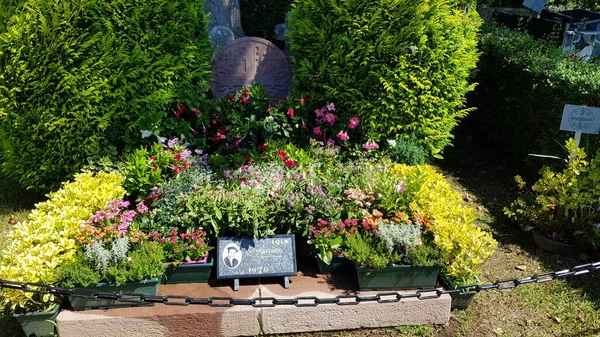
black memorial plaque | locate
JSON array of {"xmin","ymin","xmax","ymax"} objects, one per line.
[{"xmin": 216, "ymin": 235, "xmax": 297, "ymax": 279}]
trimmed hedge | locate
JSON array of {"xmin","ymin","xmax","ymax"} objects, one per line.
[
  {"xmin": 0, "ymin": 0, "xmax": 212, "ymax": 191},
  {"xmin": 463, "ymin": 23, "xmax": 600, "ymax": 168},
  {"xmin": 289, "ymin": 0, "xmax": 481, "ymax": 157}
]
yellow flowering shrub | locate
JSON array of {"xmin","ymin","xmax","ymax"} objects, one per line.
[
  {"xmin": 392, "ymin": 165, "xmax": 497, "ymax": 284},
  {"xmin": 0, "ymin": 172, "xmax": 125, "ymax": 311}
]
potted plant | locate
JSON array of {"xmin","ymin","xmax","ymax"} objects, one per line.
[
  {"xmin": 308, "ymin": 219, "xmax": 361, "ymax": 274},
  {"xmin": 505, "ymin": 139, "xmax": 600, "ymax": 254},
  {"xmin": 57, "ymin": 199, "xmax": 166, "ymax": 310},
  {"xmin": 12, "ymin": 302, "xmax": 61, "ymax": 337},
  {"xmin": 343, "ymin": 211, "xmax": 444, "ymax": 290},
  {"xmin": 148, "ymin": 228, "xmax": 214, "ymax": 284}
]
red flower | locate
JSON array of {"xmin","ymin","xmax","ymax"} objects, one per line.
[
  {"xmin": 276, "ymin": 149, "xmax": 287, "ymax": 160},
  {"xmin": 243, "ymin": 90, "xmax": 250, "ymax": 97},
  {"xmin": 284, "ymin": 160, "xmax": 298, "ymax": 167},
  {"xmin": 174, "ymin": 153, "xmax": 182, "ymax": 161},
  {"xmin": 191, "ymin": 129, "xmax": 199, "ymax": 136},
  {"xmin": 174, "ymin": 104, "xmax": 186, "ymax": 119},
  {"xmin": 287, "ymin": 108, "xmax": 295, "ymax": 117},
  {"xmin": 194, "ymin": 109, "xmax": 201, "ymax": 117},
  {"xmin": 258, "ymin": 143, "xmax": 267, "ymax": 152},
  {"xmin": 149, "ymin": 156, "xmax": 157, "ymax": 162},
  {"xmin": 151, "ymin": 167, "xmax": 157, "ymax": 171},
  {"xmin": 241, "ymin": 96, "xmax": 249, "ymax": 104},
  {"xmin": 218, "ymin": 126, "xmax": 227, "ymax": 134},
  {"xmin": 173, "ymin": 167, "xmax": 181, "ymax": 174}
]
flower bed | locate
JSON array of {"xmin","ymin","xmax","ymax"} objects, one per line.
[{"xmin": 0, "ymin": 89, "xmax": 497, "ymax": 318}]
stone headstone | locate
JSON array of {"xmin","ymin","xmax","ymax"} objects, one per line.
[
  {"xmin": 209, "ymin": 25, "xmax": 235, "ymax": 54},
  {"xmin": 204, "ymin": 0, "xmax": 245, "ymax": 38},
  {"xmin": 211, "ymin": 37, "xmax": 292, "ymax": 102}
]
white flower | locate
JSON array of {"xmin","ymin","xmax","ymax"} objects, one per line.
[
  {"xmin": 387, "ymin": 139, "xmax": 397, "ymax": 147},
  {"xmin": 140, "ymin": 130, "xmax": 153, "ymax": 138}
]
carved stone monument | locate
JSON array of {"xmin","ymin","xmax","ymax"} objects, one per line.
[
  {"xmin": 211, "ymin": 37, "xmax": 292, "ymax": 102},
  {"xmin": 204, "ymin": 0, "xmax": 245, "ymax": 38}
]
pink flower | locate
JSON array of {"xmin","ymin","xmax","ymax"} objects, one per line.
[
  {"xmin": 241, "ymin": 96, "xmax": 249, "ymax": 104},
  {"xmin": 327, "ymin": 103, "xmax": 336, "ymax": 111},
  {"xmin": 191, "ymin": 129, "xmax": 198, "ymax": 136},
  {"xmin": 323, "ymin": 113, "xmax": 336, "ymax": 126},
  {"xmin": 234, "ymin": 140, "xmax": 241, "ymax": 148},
  {"xmin": 315, "ymin": 108, "xmax": 324, "ymax": 118},
  {"xmin": 202, "ymin": 125, "xmax": 208, "ymax": 133},
  {"xmin": 180, "ymin": 149, "xmax": 192, "ymax": 159},
  {"xmin": 173, "ymin": 166, "xmax": 181, "ymax": 174},
  {"xmin": 276, "ymin": 149, "xmax": 287, "ymax": 160},
  {"xmin": 194, "ymin": 109, "xmax": 201, "ymax": 117},
  {"xmin": 336, "ymin": 131, "xmax": 349, "ymax": 142},
  {"xmin": 301, "ymin": 121, "xmax": 307, "ymax": 129},
  {"xmin": 168, "ymin": 137, "xmax": 179, "ymax": 148},
  {"xmin": 284, "ymin": 159, "xmax": 298, "ymax": 167},
  {"xmin": 136, "ymin": 202, "xmax": 149, "ymax": 214},
  {"xmin": 287, "ymin": 108, "xmax": 295, "ymax": 117},
  {"xmin": 174, "ymin": 104, "xmax": 186, "ymax": 119},
  {"xmin": 299, "ymin": 98, "xmax": 305, "ymax": 104},
  {"xmin": 348, "ymin": 117, "xmax": 359, "ymax": 129},
  {"xmin": 395, "ymin": 180, "xmax": 406, "ymax": 194},
  {"xmin": 362, "ymin": 141, "xmax": 379, "ymax": 150},
  {"xmin": 313, "ymin": 127, "xmax": 322, "ymax": 136}
]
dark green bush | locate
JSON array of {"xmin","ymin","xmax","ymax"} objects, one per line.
[
  {"xmin": 240, "ymin": 0, "xmax": 293, "ymax": 44},
  {"xmin": 0, "ymin": 0, "xmax": 212, "ymax": 191},
  {"xmin": 464, "ymin": 23, "xmax": 600, "ymax": 170},
  {"xmin": 289, "ymin": 0, "xmax": 481, "ymax": 158},
  {"xmin": 387, "ymin": 137, "xmax": 429, "ymax": 166}
]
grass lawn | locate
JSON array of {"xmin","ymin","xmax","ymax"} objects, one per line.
[{"xmin": 1, "ymin": 140, "xmax": 599, "ymax": 336}]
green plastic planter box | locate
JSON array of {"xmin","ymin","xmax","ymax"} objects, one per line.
[
  {"xmin": 162, "ymin": 255, "xmax": 213, "ymax": 284},
  {"xmin": 355, "ymin": 264, "xmax": 442, "ymax": 290},
  {"xmin": 316, "ymin": 254, "xmax": 354, "ymax": 274},
  {"xmin": 68, "ymin": 278, "xmax": 159, "ymax": 310},
  {"xmin": 13, "ymin": 304, "xmax": 61, "ymax": 337},
  {"xmin": 439, "ymin": 274, "xmax": 475, "ymax": 310}
]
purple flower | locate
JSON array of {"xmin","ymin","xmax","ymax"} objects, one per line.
[
  {"xmin": 395, "ymin": 180, "xmax": 406, "ymax": 194},
  {"xmin": 180, "ymin": 149, "xmax": 192, "ymax": 159},
  {"xmin": 327, "ymin": 103, "xmax": 336, "ymax": 111},
  {"xmin": 136, "ymin": 202, "xmax": 149, "ymax": 214},
  {"xmin": 323, "ymin": 113, "xmax": 336, "ymax": 126},
  {"xmin": 167, "ymin": 137, "xmax": 179, "ymax": 149},
  {"xmin": 595, "ymin": 223, "xmax": 600, "ymax": 229}
]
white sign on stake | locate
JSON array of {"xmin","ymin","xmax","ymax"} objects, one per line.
[
  {"xmin": 560, "ymin": 104, "xmax": 600, "ymax": 147},
  {"xmin": 522, "ymin": 0, "xmax": 547, "ymax": 14}
]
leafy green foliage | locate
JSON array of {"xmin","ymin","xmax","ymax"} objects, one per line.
[
  {"xmin": 56, "ymin": 254, "xmax": 101, "ymax": 288},
  {"xmin": 0, "ymin": 0, "xmax": 212, "ymax": 191},
  {"xmin": 466, "ymin": 23, "xmax": 600, "ymax": 170},
  {"xmin": 387, "ymin": 138, "xmax": 429, "ymax": 166},
  {"xmin": 289, "ymin": 0, "xmax": 481, "ymax": 157},
  {"xmin": 344, "ymin": 233, "xmax": 400, "ymax": 269},
  {"xmin": 57, "ymin": 242, "xmax": 165, "ymax": 287},
  {"xmin": 505, "ymin": 138, "xmax": 600, "ymax": 251},
  {"xmin": 408, "ymin": 240, "xmax": 444, "ymax": 266}
]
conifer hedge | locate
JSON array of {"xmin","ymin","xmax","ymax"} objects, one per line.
[
  {"xmin": 289, "ymin": 0, "xmax": 481, "ymax": 157},
  {"xmin": 0, "ymin": 0, "xmax": 212, "ymax": 191}
]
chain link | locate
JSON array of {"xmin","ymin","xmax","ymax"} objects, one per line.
[{"xmin": 0, "ymin": 261, "xmax": 598, "ymax": 307}]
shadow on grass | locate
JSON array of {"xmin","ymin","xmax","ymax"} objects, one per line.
[{"xmin": 437, "ymin": 131, "xmax": 600, "ymax": 310}]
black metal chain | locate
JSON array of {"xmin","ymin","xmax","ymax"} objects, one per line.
[{"xmin": 0, "ymin": 261, "xmax": 598, "ymax": 307}]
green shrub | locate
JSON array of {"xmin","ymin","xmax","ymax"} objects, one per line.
[
  {"xmin": 0, "ymin": 0, "xmax": 212, "ymax": 191},
  {"xmin": 387, "ymin": 137, "xmax": 429, "ymax": 166},
  {"xmin": 240, "ymin": 0, "xmax": 293, "ymax": 44},
  {"xmin": 504, "ymin": 139, "xmax": 600, "ymax": 251},
  {"xmin": 289, "ymin": 0, "xmax": 481, "ymax": 157},
  {"xmin": 464, "ymin": 23, "xmax": 600, "ymax": 170}
]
